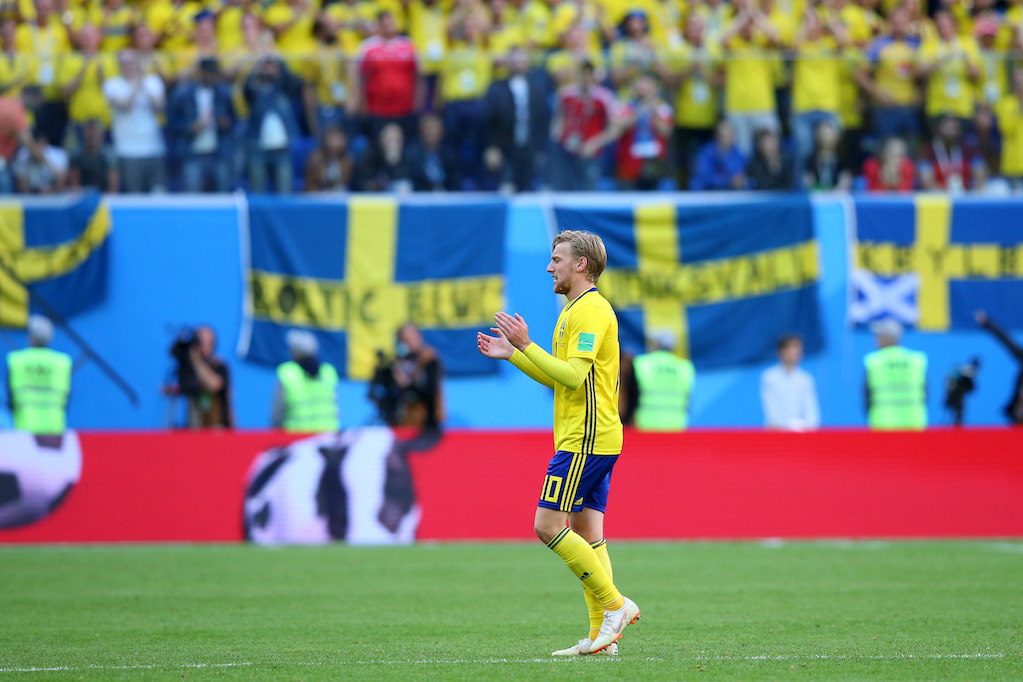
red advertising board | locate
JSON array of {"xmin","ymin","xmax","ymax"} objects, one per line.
[{"xmin": 0, "ymin": 429, "xmax": 1020, "ymax": 543}]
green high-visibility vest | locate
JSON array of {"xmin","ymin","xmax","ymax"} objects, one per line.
[
  {"xmin": 633, "ymin": 350, "xmax": 695, "ymax": 431},
  {"xmin": 277, "ymin": 360, "xmax": 340, "ymax": 433},
  {"xmin": 7, "ymin": 347, "xmax": 72, "ymax": 435},
  {"xmin": 865, "ymin": 345, "xmax": 927, "ymax": 430}
]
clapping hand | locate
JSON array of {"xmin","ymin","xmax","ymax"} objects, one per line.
[
  {"xmin": 477, "ymin": 328, "xmax": 514, "ymax": 360},
  {"xmin": 494, "ymin": 312, "xmax": 531, "ymax": 350}
]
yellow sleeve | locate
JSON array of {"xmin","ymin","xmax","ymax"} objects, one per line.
[
  {"xmin": 509, "ymin": 348, "xmax": 556, "ymax": 389},
  {"xmin": 564, "ymin": 301, "xmax": 611, "ymax": 362},
  {"xmin": 17, "ymin": 0, "xmax": 34, "ymax": 21},
  {"xmin": 918, "ymin": 39, "xmax": 936, "ymax": 64},
  {"xmin": 13, "ymin": 25, "xmax": 30, "ymax": 54},
  {"xmin": 609, "ymin": 41, "xmax": 626, "ymax": 68},
  {"xmin": 145, "ymin": 1, "xmax": 173, "ymax": 35},
  {"xmin": 55, "ymin": 26, "xmax": 70, "ymax": 54},
  {"xmin": 522, "ymin": 344, "xmax": 592, "ymax": 390},
  {"xmin": 264, "ymin": 3, "xmax": 292, "ymax": 29},
  {"xmin": 56, "ymin": 54, "xmax": 78, "ymax": 87},
  {"xmin": 966, "ymin": 40, "xmax": 982, "ymax": 70},
  {"xmin": 517, "ymin": 301, "xmax": 609, "ymax": 389},
  {"xmin": 997, "ymin": 97, "xmax": 1017, "ymax": 135},
  {"xmin": 550, "ymin": 3, "xmax": 576, "ymax": 38}
]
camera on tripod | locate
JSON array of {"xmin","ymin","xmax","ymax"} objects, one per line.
[
  {"xmin": 168, "ymin": 328, "xmax": 201, "ymax": 398},
  {"xmin": 367, "ymin": 350, "xmax": 403, "ymax": 426}
]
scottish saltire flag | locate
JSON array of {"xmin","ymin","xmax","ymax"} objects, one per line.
[
  {"xmin": 0, "ymin": 192, "xmax": 111, "ymax": 328},
  {"xmin": 850, "ymin": 196, "xmax": 1023, "ymax": 331},
  {"xmin": 553, "ymin": 199, "xmax": 823, "ymax": 368},
  {"xmin": 238, "ymin": 196, "xmax": 507, "ymax": 379}
]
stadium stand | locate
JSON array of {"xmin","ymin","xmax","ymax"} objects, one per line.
[{"xmin": 0, "ymin": 0, "xmax": 1020, "ymax": 193}]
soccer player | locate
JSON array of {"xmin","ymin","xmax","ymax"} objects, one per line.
[{"xmin": 477, "ymin": 230, "xmax": 640, "ymax": 656}]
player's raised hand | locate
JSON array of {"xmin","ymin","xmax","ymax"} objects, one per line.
[
  {"xmin": 494, "ymin": 312, "xmax": 531, "ymax": 350},
  {"xmin": 477, "ymin": 328, "xmax": 514, "ymax": 360}
]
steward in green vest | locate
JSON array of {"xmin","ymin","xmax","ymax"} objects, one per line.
[
  {"xmin": 633, "ymin": 332, "xmax": 696, "ymax": 431},
  {"xmin": 864, "ymin": 318, "xmax": 927, "ymax": 430},
  {"xmin": 6, "ymin": 316, "xmax": 71, "ymax": 435},
  {"xmin": 273, "ymin": 330, "xmax": 340, "ymax": 433}
]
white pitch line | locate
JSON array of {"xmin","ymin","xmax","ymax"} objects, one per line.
[
  {"xmin": 983, "ymin": 542, "xmax": 1023, "ymax": 554},
  {"xmin": 334, "ymin": 658, "xmax": 662, "ymax": 665},
  {"xmin": 694, "ymin": 653, "xmax": 1007, "ymax": 662},
  {"xmin": 0, "ymin": 662, "xmax": 253, "ymax": 673},
  {"xmin": 0, "ymin": 654, "xmax": 1008, "ymax": 673},
  {"xmin": 333, "ymin": 653, "xmax": 1009, "ymax": 665}
]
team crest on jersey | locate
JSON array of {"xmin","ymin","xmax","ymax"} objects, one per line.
[{"xmin": 577, "ymin": 333, "xmax": 595, "ymax": 352}]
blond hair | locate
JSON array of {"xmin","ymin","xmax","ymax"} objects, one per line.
[{"xmin": 552, "ymin": 230, "xmax": 608, "ymax": 283}]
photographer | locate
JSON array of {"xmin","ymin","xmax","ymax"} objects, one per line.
[
  {"xmin": 944, "ymin": 357, "xmax": 979, "ymax": 427},
  {"xmin": 976, "ymin": 311, "xmax": 1023, "ymax": 425},
  {"xmin": 170, "ymin": 325, "xmax": 233, "ymax": 429},
  {"xmin": 368, "ymin": 323, "xmax": 444, "ymax": 432}
]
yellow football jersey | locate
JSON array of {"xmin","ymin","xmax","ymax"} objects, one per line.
[
  {"xmin": 792, "ymin": 36, "xmax": 842, "ymax": 114},
  {"xmin": 722, "ymin": 34, "xmax": 777, "ymax": 115},
  {"xmin": 57, "ymin": 52, "xmax": 114, "ymax": 125},
  {"xmin": 996, "ymin": 94, "xmax": 1023, "ymax": 176},
  {"xmin": 551, "ymin": 288, "xmax": 623, "ymax": 455},
  {"xmin": 920, "ymin": 36, "xmax": 981, "ymax": 119}
]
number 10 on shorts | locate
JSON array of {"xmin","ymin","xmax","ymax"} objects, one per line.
[{"xmin": 542, "ymin": 475, "xmax": 563, "ymax": 503}]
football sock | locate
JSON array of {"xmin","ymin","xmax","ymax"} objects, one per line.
[
  {"xmin": 546, "ymin": 527, "xmax": 625, "ymax": 610},
  {"xmin": 584, "ymin": 539, "xmax": 614, "ymax": 640}
]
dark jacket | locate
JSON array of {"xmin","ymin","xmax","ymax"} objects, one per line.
[
  {"xmin": 406, "ymin": 142, "xmax": 461, "ymax": 191},
  {"xmin": 483, "ymin": 69, "xmax": 550, "ymax": 154},
  {"xmin": 243, "ymin": 61, "xmax": 303, "ymax": 149},
  {"xmin": 352, "ymin": 146, "xmax": 415, "ymax": 192},
  {"xmin": 749, "ymin": 152, "xmax": 795, "ymax": 191},
  {"xmin": 981, "ymin": 318, "xmax": 1023, "ymax": 423},
  {"xmin": 804, "ymin": 150, "xmax": 854, "ymax": 190},
  {"xmin": 167, "ymin": 80, "xmax": 236, "ymax": 161}
]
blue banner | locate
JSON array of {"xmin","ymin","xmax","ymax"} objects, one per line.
[
  {"xmin": 553, "ymin": 198, "xmax": 823, "ymax": 368},
  {"xmin": 239, "ymin": 196, "xmax": 507, "ymax": 379},
  {"xmin": 850, "ymin": 196, "xmax": 1023, "ymax": 331},
  {"xmin": 0, "ymin": 192, "xmax": 110, "ymax": 328}
]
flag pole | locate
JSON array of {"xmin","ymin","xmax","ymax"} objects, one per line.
[{"xmin": 0, "ymin": 253, "xmax": 139, "ymax": 407}]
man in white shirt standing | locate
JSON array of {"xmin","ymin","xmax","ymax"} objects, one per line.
[
  {"xmin": 102, "ymin": 49, "xmax": 166, "ymax": 193},
  {"xmin": 760, "ymin": 334, "xmax": 820, "ymax": 431}
]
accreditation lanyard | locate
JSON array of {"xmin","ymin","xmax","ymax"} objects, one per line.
[
  {"xmin": 29, "ymin": 23, "xmax": 56, "ymax": 58},
  {"xmin": 30, "ymin": 23, "xmax": 58, "ymax": 85},
  {"xmin": 816, "ymin": 155, "xmax": 838, "ymax": 188}
]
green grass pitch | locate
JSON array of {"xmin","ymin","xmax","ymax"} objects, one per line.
[{"xmin": 0, "ymin": 541, "xmax": 1021, "ymax": 680}]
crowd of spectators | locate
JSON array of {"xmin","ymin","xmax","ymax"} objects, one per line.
[{"xmin": 1, "ymin": 0, "xmax": 1023, "ymax": 194}]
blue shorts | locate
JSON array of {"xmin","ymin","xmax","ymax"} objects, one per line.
[{"xmin": 537, "ymin": 451, "xmax": 619, "ymax": 514}]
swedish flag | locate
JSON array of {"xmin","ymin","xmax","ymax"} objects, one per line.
[
  {"xmin": 554, "ymin": 198, "xmax": 823, "ymax": 367},
  {"xmin": 239, "ymin": 196, "xmax": 507, "ymax": 379},
  {"xmin": 851, "ymin": 195, "xmax": 1023, "ymax": 331},
  {"xmin": 0, "ymin": 193, "xmax": 111, "ymax": 328}
]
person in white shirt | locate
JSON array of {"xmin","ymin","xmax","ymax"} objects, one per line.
[
  {"xmin": 760, "ymin": 334, "xmax": 820, "ymax": 431},
  {"xmin": 102, "ymin": 49, "xmax": 166, "ymax": 193}
]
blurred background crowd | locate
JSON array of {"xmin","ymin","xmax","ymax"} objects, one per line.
[{"xmin": 1, "ymin": 0, "xmax": 1022, "ymax": 194}]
